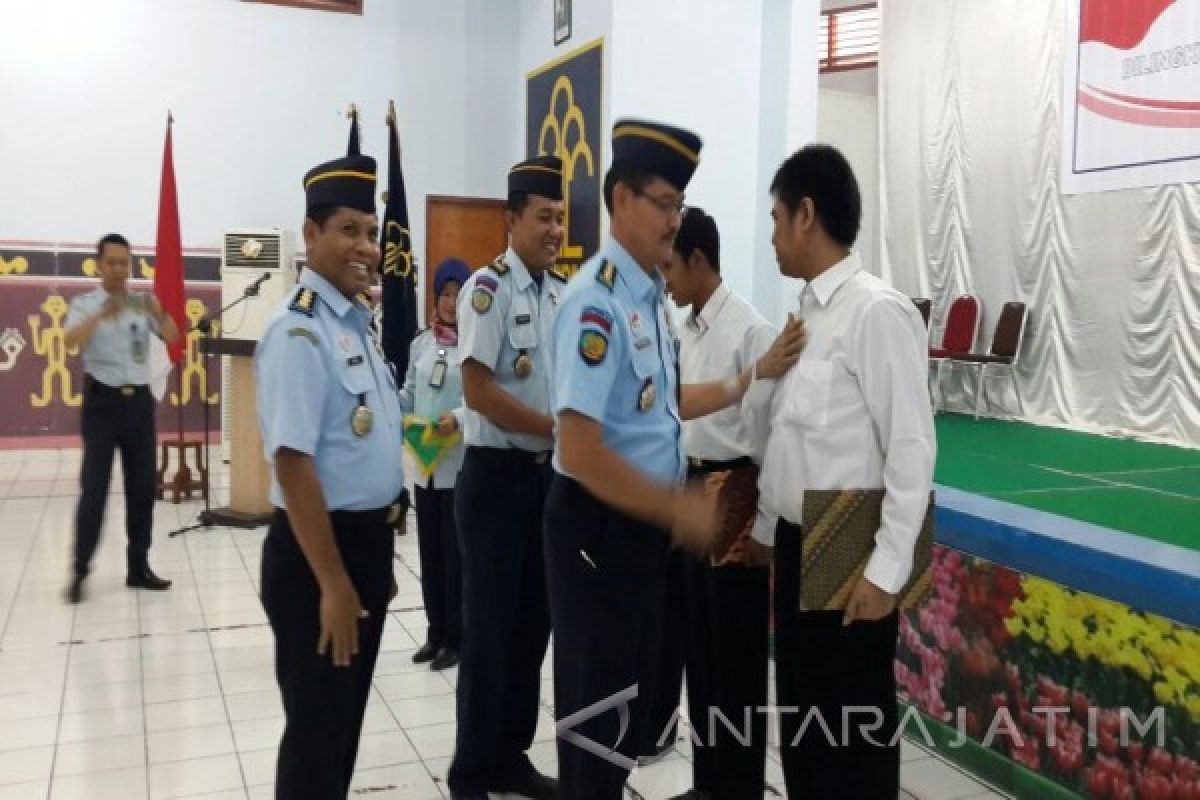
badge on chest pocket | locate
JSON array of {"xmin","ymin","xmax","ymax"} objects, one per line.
[{"xmin": 429, "ymin": 349, "xmax": 448, "ymax": 389}]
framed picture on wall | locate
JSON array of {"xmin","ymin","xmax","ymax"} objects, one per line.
[{"xmin": 554, "ymin": 0, "xmax": 571, "ymax": 45}]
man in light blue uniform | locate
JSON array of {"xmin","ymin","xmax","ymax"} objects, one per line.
[
  {"xmin": 447, "ymin": 156, "xmax": 566, "ymax": 800},
  {"xmin": 64, "ymin": 232, "xmax": 179, "ymax": 603},
  {"xmin": 255, "ymin": 153, "xmax": 405, "ymax": 800},
  {"xmin": 546, "ymin": 119, "xmax": 805, "ymax": 799}
]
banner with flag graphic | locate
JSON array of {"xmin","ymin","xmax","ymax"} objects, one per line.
[{"xmin": 380, "ymin": 101, "xmax": 417, "ymax": 377}]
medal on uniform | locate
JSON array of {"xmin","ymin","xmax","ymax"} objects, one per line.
[
  {"xmin": 351, "ymin": 394, "xmax": 374, "ymax": 437},
  {"xmin": 429, "ymin": 349, "xmax": 448, "ymax": 389},
  {"xmin": 638, "ymin": 377, "xmax": 656, "ymax": 412},
  {"xmin": 513, "ymin": 349, "xmax": 533, "ymax": 379}
]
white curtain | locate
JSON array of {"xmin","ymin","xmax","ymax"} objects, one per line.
[{"xmin": 878, "ymin": 0, "xmax": 1200, "ymax": 447}]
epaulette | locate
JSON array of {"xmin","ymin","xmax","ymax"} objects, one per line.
[
  {"xmin": 548, "ymin": 266, "xmax": 569, "ymax": 283},
  {"xmin": 356, "ymin": 291, "xmax": 374, "ymax": 310},
  {"xmin": 488, "ymin": 257, "xmax": 510, "ymax": 276},
  {"xmin": 289, "ymin": 287, "xmax": 317, "ymax": 317},
  {"xmin": 596, "ymin": 260, "xmax": 617, "ymax": 292}
]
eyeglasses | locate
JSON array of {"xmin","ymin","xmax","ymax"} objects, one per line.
[{"xmin": 634, "ymin": 189, "xmax": 687, "ymax": 218}]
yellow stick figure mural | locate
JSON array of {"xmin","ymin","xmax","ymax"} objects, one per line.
[
  {"xmin": 170, "ymin": 297, "xmax": 220, "ymax": 407},
  {"xmin": 538, "ymin": 75, "xmax": 596, "ymax": 267},
  {"xmin": 28, "ymin": 294, "xmax": 82, "ymax": 408}
]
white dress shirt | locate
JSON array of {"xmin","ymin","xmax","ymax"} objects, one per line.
[
  {"xmin": 748, "ymin": 252, "xmax": 936, "ymax": 595},
  {"xmin": 679, "ymin": 282, "xmax": 777, "ymax": 461}
]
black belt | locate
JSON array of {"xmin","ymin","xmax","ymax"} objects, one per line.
[
  {"xmin": 466, "ymin": 445, "xmax": 552, "ymax": 465},
  {"xmin": 686, "ymin": 455, "xmax": 755, "ymax": 475},
  {"xmin": 277, "ymin": 496, "xmax": 406, "ymax": 527},
  {"xmin": 86, "ymin": 376, "xmax": 148, "ymax": 397}
]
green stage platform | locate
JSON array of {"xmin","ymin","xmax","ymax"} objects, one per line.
[{"xmin": 934, "ymin": 414, "xmax": 1200, "ymax": 552}]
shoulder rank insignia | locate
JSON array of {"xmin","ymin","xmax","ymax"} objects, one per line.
[
  {"xmin": 596, "ymin": 260, "xmax": 617, "ymax": 292},
  {"xmin": 289, "ymin": 287, "xmax": 316, "ymax": 317},
  {"xmin": 356, "ymin": 291, "xmax": 374, "ymax": 310},
  {"xmin": 548, "ymin": 266, "xmax": 569, "ymax": 283},
  {"xmin": 488, "ymin": 257, "xmax": 510, "ymax": 276},
  {"xmin": 286, "ymin": 327, "xmax": 320, "ymax": 347}
]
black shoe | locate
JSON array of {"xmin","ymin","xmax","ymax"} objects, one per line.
[
  {"xmin": 126, "ymin": 567, "xmax": 172, "ymax": 590},
  {"xmin": 430, "ymin": 647, "xmax": 459, "ymax": 671},
  {"xmin": 412, "ymin": 642, "xmax": 438, "ymax": 664},
  {"xmin": 66, "ymin": 575, "xmax": 85, "ymax": 604},
  {"xmin": 490, "ymin": 763, "xmax": 557, "ymax": 800},
  {"xmin": 668, "ymin": 791, "xmax": 712, "ymax": 800}
]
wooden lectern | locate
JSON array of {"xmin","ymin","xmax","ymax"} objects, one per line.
[{"xmin": 201, "ymin": 337, "xmax": 273, "ymax": 527}]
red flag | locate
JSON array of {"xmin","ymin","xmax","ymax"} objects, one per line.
[{"xmin": 153, "ymin": 114, "xmax": 186, "ymax": 364}]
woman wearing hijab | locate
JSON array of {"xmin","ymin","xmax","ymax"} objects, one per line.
[{"xmin": 400, "ymin": 257, "xmax": 471, "ymax": 671}]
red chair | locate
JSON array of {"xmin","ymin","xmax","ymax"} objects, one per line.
[
  {"xmin": 946, "ymin": 301, "xmax": 1028, "ymax": 419},
  {"xmin": 928, "ymin": 294, "xmax": 980, "ymax": 411}
]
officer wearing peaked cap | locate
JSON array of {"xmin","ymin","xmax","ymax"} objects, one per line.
[
  {"xmin": 544, "ymin": 120, "xmax": 805, "ymax": 799},
  {"xmin": 255, "ymin": 153, "xmax": 406, "ymax": 799},
  {"xmin": 446, "ymin": 155, "xmax": 566, "ymax": 800}
]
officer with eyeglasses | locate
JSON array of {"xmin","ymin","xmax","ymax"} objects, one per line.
[
  {"xmin": 545, "ymin": 118, "xmax": 806, "ymax": 799},
  {"xmin": 64, "ymin": 232, "xmax": 180, "ymax": 604}
]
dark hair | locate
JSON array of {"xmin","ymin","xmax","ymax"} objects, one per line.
[
  {"xmin": 96, "ymin": 233, "xmax": 130, "ymax": 258},
  {"xmin": 506, "ymin": 190, "xmax": 531, "ymax": 213},
  {"xmin": 769, "ymin": 144, "xmax": 861, "ymax": 248},
  {"xmin": 673, "ymin": 207, "xmax": 720, "ymax": 274},
  {"xmin": 305, "ymin": 205, "xmax": 340, "ymax": 228},
  {"xmin": 602, "ymin": 159, "xmax": 653, "ymax": 213}
]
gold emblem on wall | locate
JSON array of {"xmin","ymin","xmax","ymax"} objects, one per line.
[
  {"xmin": 28, "ymin": 294, "xmax": 81, "ymax": 408},
  {"xmin": 537, "ymin": 75, "xmax": 596, "ymax": 270},
  {"xmin": 0, "ymin": 255, "xmax": 29, "ymax": 275},
  {"xmin": 170, "ymin": 298, "xmax": 219, "ymax": 407},
  {"xmin": 82, "ymin": 256, "xmax": 156, "ymax": 278},
  {"xmin": 382, "ymin": 221, "xmax": 414, "ymax": 280}
]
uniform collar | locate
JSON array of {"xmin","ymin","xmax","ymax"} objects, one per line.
[
  {"xmin": 687, "ymin": 281, "xmax": 730, "ymax": 335},
  {"xmin": 299, "ymin": 267, "xmax": 360, "ymax": 319},
  {"xmin": 604, "ymin": 235, "xmax": 662, "ymax": 302},
  {"xmin": 801, "ymin": 251, "xmax": 861, "ymax": 309},
  {"xmin": 503, "ymin": 246, "xmax": 540, "ymax": 292}
]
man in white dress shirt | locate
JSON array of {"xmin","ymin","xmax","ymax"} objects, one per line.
[
  {"xmin": 750, "ymin": 144, "xmax": 935, "ymax": 798},
  {"xmin": 645, "ymin": 208, "xmax": 776, "ymax": 800}
]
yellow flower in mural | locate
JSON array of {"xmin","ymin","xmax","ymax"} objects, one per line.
[
  {"xmin": 1154, "ymin": 681, "xmax": 1178, "ymax": 706},
  {"xmin": 1005, "ymin": 616, "xmax": 1025, "ymax": 638},
  {"xmin": 1027, "ymin": 622, "xmax": 1046, "ymax": 644},
  {"xmin": 1187, "ymin": 694, "xmax": 1200, "ymax": 724}
]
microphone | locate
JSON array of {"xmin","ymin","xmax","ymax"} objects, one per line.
[{"xmin": 244, "ymin": 272, "xmax": 272, "ymax": 297}]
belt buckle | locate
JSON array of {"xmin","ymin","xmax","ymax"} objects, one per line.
[
  {"xmin": 689, "ymin": 456, "xmax": 703, "ymax": 469},
  {"xmin": 386, "ymin": 503, "xmax": 401, "ymax": 525},
  {"xmin": 120, "ymin": 386, "xmax": 135, "ymax": 397}
]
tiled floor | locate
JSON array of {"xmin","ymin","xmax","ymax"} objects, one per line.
[{"xmin": 0, "ymin": 448, "xmax": 1009, "ymax": 799}]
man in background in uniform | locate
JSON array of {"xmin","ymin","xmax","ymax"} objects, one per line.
[
  {"xmin": 751, "ymin": 144, "xmax": 935, "ymax": 799},
  {"xmin": 546, "ymin": 119, "xmax": 805, "ymax": 799},
  {"xmin": 64, "ymin": 232, "xmax": 179, "ymax": 603},
  {"xmin": 446, "ymin": 156, "xmax": 566, "ymax": 800},
  {"xmin": 255, "ymin": 154, "xmax": 406, "ymax": 799},
  {"xmin": 647, "ymin": 207, "xmax": 776, "ymax": 800}
]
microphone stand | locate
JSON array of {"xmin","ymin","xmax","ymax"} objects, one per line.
[{"xmin": 169, "ymin": 275, "xmax": 271, "ymax": 537}]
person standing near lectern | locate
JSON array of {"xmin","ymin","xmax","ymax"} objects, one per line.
[{"xmin": 64, "ymin": 232, "xmax": 179, "ymax": 603}]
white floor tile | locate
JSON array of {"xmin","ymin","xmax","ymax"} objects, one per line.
[
  {"xmin": 0, "ymin": 744, "xmax": 54, "ymax": 786},
  {"xmin": 149, "ymin": 753, "xmax": 242, "ymax": 799},
  {"xmin": 901, "ymin": 756, "xmax": 994, "ymax": 800},
  {"xmin": 52, "ymin": 732, "xmax": 147, "ymax": 776},
  {"xmin": 402, "ymin": 722, "xmax": 457, "ymax": 761},
  {"xmin": 0, "ymin": 713, "xmax": 58, "ymax": 751},
  {"xmin": 349, "ymin": 762, "xmax": 442, "ymax": 800},
  {"xmin": 57, "ymin": 705, "xmax": 145, "ymax": 743},
  {"xmin": 145, "ymin": 696, "xmax": 229, "ymax": 733},
  {"xmin": 147, "ymin": 722, "xmax": 235, "ymax": 765},
  {"xmin": 230, "ymin": 716, "xmax": 283, "ymax": 753},
  {"xmin": 0, "ymin": 780, "xmax": 50, "ymax": 799}
]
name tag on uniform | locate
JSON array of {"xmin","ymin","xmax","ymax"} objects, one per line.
[
  {"xmin": 346, "ymin": 355, "xmax": 364, "ymax": 366},
  {"xmin": 634, "ymin": 337, "xmax": 653, "ymax": 350},
  {"xmin": 429, "ymin": 350, "xmax": 448, "ymax": 389},
  {"xmin": 515, "ymin": 314, "xmax": 531, "ymax": 325}
]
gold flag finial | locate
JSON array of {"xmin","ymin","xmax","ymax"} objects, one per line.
[
  {"xmin": 387, "ymin": 99, "xmax": 396, "ymax": 126},
  {"xmin": 347, "ymin": 103, "xmax": 358, "ymax": 119}
]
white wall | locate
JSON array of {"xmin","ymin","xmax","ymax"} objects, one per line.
[
  {"xmin": 816, "ymin": 88, "xmax": 879, "ymax": 274},
  {"xmin": 820, "ymin": 67, "xmax": 878, "ymax": 94},
  {"xmin": 0, "ymin": 0, "xmax": 518, "ymax": 265}
]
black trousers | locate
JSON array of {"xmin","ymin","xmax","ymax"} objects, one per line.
[
  {"xmin": 774, "ymin": 519, "xmax": 900, "ymax": 800},
  {"xmin": 261, "ymin": 507, "xmax": 394, "ymax": 800},
  {"xmin": 646, "ymin": 552, "xmax": 770, "ymax": 799},
  {"xmin": 414, "ymin": 482, "xmax": 462, "ymax": 651},
  {"xmin": 544, "ymin": 473, "xmax": 670, "ymax": 800},
  {"xmin": 448, "ymin": 447, "xmax": 553, "ymax": 794},
  {"xmin": 73, "ymin": 378, "xmax": 157, "ymax": 577}
]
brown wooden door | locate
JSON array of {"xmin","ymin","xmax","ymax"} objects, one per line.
[{"xmin": 424, "ymin": 195, "xmax": 508, "ymax": 323}]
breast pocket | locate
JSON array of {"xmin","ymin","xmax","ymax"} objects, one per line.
[
  {"xmin": 338, "ymin": 358, "xmax": 376, "ymax": 399},
  {"xmin": 781, "ymin": 360, "xmax": 833, "ymax": 428},
  {"xmin": 507, "ymin": 318, "xmax": 540, "ymax": 352}
]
